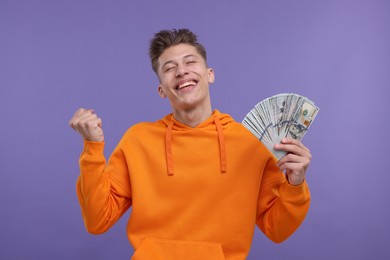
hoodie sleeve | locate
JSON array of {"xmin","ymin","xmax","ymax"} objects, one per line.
[
  {"xmin": 256, "ymin": 155, "xmax": 310, "ymax": 243},
  {"xmin": 76, "ymin": 139, "xmax": 132, "ymax": 234}
]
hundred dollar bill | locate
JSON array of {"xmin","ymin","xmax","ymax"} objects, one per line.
[
  {"xmin": 286, "ymin": 99, "xmax": 319, "ymax": 141},
  {"xmin": 242, "ymin": 93, "xmax": 319, "ymax": 160}
]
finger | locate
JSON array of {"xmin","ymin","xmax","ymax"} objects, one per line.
[
  {"xmin": 276, "ymin": 152, "xmax": 304, "ymax": 167},
  {"xmin": 77, "ymin": 111, "xmax": 97, "ymax": 122},
  {"xmin": 73, "ymin": 117, "xmax": 102, "ymax": 137},
  {"xmin": 77, "ymin": 114, "xmax": 100, "ymax": 130},
  {"xmin": 277, "ymin": 152, "xmax": 311, "ymax": 172},
  {"xmin": 70, "ymin": 108, "xmax": 87, "ymax": 121},
  {"xmin": 278, "ymin": 161, "xmax": 299, "ymax": 172},
  {"xmin": 87, "ymin": 118, "xmax": 102, "ymax": 131},
  {"xmin": 278, "ymin": 161, "xmax": 307, "ymax": 174},
  {"xmin": 74, "ymin": 107, "xmax": 86, "ymax": 116},
  {"xmin": 69, "ymin": 108, "xmax": 88, "ymax": 128},
  {"xmin": 97, "ymin": 118, "xmax": 103, "ymax": 128},
  {"xmin": 71, "ymin": 110, "xmax": 96, "ymax": 128},
  {"xmin": 281, "ymin": 138, "xmax": 310, "ymax": 152},
  {"xmin": 275, "ymin": 143, "xmax": 310, "ymax": 158},
  {"xmin": 81, "ymin": 117, "xmax": 103, "ymax": 129}
]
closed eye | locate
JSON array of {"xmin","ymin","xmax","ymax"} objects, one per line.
[{"xmin": 164, "ymin": 66, "xmax": 176, "ymax": 73}]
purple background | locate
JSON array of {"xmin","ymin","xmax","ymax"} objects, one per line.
[{"xmin": 1, "ymin": 0, "xmax": 389, "ymax": 259}]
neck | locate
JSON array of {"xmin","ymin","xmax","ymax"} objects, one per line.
[{"xmin": 172, "ymin": 103, "xmax": 212, "ymax": 127}]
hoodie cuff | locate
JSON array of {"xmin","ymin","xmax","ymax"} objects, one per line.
[
  {"xmin": 82, "ymin": 140, "xmax": 105, "ymax": 156},
  {"xmin": 279, "ymin": 179, "xmax": 309, "ymax": 198}
]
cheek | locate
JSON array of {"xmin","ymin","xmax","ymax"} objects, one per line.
[{"xmin": 159, "ymin": 74, "xmax": 174, "ymax": 85}]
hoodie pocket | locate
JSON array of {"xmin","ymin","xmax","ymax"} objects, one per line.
[{"xmin": 131, "ymin": 237, "xmax": 225, "ymax": 260}]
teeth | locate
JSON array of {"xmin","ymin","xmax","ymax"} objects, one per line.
[{"xmin": 177, "ymin": 81, "xmax": 195, "ymax": 89}]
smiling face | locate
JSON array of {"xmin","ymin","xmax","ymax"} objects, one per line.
[{"xmin": 157, "ymin": 44, "xmax": 215, "ymax": 113}]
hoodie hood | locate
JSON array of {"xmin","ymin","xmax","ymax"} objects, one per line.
[{"xmin": 161, "ymin": 110, "xmax": 234, "ymax": 176}]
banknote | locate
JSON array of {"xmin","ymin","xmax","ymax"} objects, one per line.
[{"xmin": 242, "ymin": 93, "xmax": 319, "ymax": 159}]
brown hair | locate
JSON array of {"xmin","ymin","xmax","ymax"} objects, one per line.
[{"xmin": 149, "ymin": 28, "xmax": 207, "ymax": 74}]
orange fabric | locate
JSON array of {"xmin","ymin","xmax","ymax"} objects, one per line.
[
  {"xmin": 77, "ymin": 110, "xmax": 310, "ymax": 260},
  {"xmin": 213, "ymin": 114, "xmax": 227, "ymax": 173},
  {"xmin": 165, "ymin": 121, "xmax": 174, "ymax": 176},
  {"xmin": 131, "ymin": 238, "xmax": 225, "ymax": 260}
]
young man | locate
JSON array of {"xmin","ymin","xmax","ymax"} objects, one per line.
[{"xmin": 69, "ymin": 29, "xmax": 311, "ymax": 259}]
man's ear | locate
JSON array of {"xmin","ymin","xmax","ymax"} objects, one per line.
[
  {"xmin": 207, "ymin": 68, "xmax": 215, "ymax": 84},
  {"xmin": 158, "ymin": 85, "xmax": 166, "ymax": 98}
]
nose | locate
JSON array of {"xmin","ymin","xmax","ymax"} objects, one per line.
[{"xmin": 175, "ymin": 64, "xmax": 189, "ymax": 77}]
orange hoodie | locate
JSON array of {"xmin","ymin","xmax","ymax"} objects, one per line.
[{"xmin": 76, "ymin": 110, "xmax": 310, "ymax": 260}]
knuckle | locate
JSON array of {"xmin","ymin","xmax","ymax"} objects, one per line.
[
  {"xmin": 86, "ymin": 120, "xmax": 97, "ymax": 128},
  {"xmin": 76, "ymin": 108, "xmax": 85, "ymax": 115},
  {"xmin": 285, "ymin": 153, "xmax": 293, "ymax": 160},
  {"xmin": 72, "ymin": 120, "xmax": 80, "ymax": 127},
  {"xmin": 86, "ymin": 121, "xmax": 93, "ymax": 128}
]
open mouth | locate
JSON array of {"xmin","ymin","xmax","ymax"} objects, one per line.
[{"xmin": 175, "ymin": 80, "xmax": 198, "ymax": 90}]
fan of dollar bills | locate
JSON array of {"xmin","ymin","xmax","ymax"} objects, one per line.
[{"xmin": 242, "ymin": 93, "xmax": 319, "ymax": 159}]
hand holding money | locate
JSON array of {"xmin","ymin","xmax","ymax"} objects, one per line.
[
  {"xmin": 275, "ymin": 138, "xmax": 311, "ymax": 185},
  {"xmin": 69, "ymin": 108, "xmax": 104, "ymax": 142},
  {"xmin": 242, "ymin": 93, "xmax": 319, "ymax": 185}
]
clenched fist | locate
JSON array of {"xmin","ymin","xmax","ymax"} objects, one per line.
[{"xmin": 69, "ymin": 108, "xmax": 104, "ymax": 142}]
